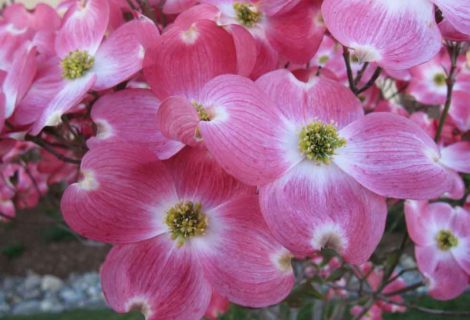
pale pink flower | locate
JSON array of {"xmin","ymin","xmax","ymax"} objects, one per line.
[
  {"xmin": 14, "ymin": 0, "xmax": 159, "ymax": 134},
  {"xmin": 405, "ymin": 201, "xmax": 470, "ymax": 300},
  {"xmin": 408, "ymin": 49, "xmax": 470, "ymax": 106}
]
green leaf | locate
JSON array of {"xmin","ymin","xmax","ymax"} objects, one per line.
[
  {"xmin": 286, "ymin": 282, "xmax": 324, "ymax": 307},
  {"xmin": 1, "ymin": 243, "xmax": 25, "ymax": 259}
]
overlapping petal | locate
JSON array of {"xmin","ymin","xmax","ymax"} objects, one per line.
[
  {"xmin": 336, "ymin": 113, "xmax": 451, "ymax": 199},
  {"xmin": 61, "ymin": 144, "xmax": 177, "ymax": 244},
  {"xmin": 260, "ymin": 162, "xmax": 387, "ymax": 264}
]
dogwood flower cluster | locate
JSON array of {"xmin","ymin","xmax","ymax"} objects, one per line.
[{"xmin": 1, "ymin": 0, "xmax": 470, "ymax": 319}]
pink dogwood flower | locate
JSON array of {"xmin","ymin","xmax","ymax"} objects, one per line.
[
  {"xmin": 14, "ymin": 0, "xmax": 159, "ymax": 134},
  {"xmin": 405, "ymin": 201, "xmax": 470, "ymax": 300},
  {"xmin": 170, "ymin": 70, "xmax": 453, "ymax": 263},
  {"xmin": 408, "ymin": 49, "xmax": 470, "ymax": 106},
  {"xmin": 61, "ymin": 145, "xmax": 294, "ymax": 319},
  {"xmin": 173, "ymin": 0, "xmax": 325, "ymax": 77}
]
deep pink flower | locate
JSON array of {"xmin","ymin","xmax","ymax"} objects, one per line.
[
  {"xmin": 175, "ymin": 0, "xmax": 325, "ymax": 77},
  {"xmin": 61, "ymin": 145, "xmax": 294, "ymax": 318},
  {"xmin": 405, "ymin": 201, "xmax": 470, "ymax": 300}
]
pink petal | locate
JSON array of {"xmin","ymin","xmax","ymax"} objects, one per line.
[
  {"xmin": 144, "ymin": 20, "xmax": 237, "ymax": 100},
  {"xmin": 439, "ymin": 19, "xmax": 470, "ymax": 41},
  {"xmin": 443, "ymin": 169, "xmax": 465, "ymax": 200},
  {"xmin": 0, "ymin": 92, "xmax": 5, "ymax": 133},
  {"xmin": 101, "ymin": 236, "xmax": 212, "ymax": 319},
  {"xmin": 250, "ymin": 36, "xmax": 279, "ymax": 79},
  {"xmin": 55, "ymin": 0, "xmax": 109, "ymax": 57},
  {"xmin": 173, "ymin": 3, "xmax": 220, "ymax": 27},
  {"xmin": 2, "ymin": 43, "xmax": 37, "ymax": 118},
  {"xmin": 163, "ymin": 0, "xmax": 198, "ymax": 14},
  {"xmin": 335, "ymin": 113, "xmax": 451, "ymax": 199},
  {"xmin": 256, "ymin": 69, "xmax": 363, "ymax": 128},
  {"xmin": 157, "ymin": 96, "xmax": 200, "ymax": 147},
  {"xmin": 266, "ymin": 0, "xmax": 325, "ymax": 64},
  {"xmin": 404, "ymin": 200, "xmax": 428, "ymax": 246},
  {"xmin": 228, "ymin": 24, "xmax": 257, "ymax": 77},
  {"xmin": 11, "ymin": 58, "xmax": 62, "ymax": 127},
  {"xmin": 416, "ymin": 246, "xmax": 468, "ymax": 300},
  {"xmin": 198, "ymin": 194, "xmax": 295, "ymax": 307},
  {"xmin": 452, "ymin": 236, "xmax": 470, "ymax": 276},
  {"xmin": 449, "ymin": 91, "xmax": 470, "ymax": 132},
  {"xmin": 61, "ymin": 144, "xmax": 177, "ymax": 244},
  {"xmin": 260, "ymin": 0, "xmax": 301, "ymax": 16},
  {"xmin": 164, "ymin": 147, "xmax": 255, "ymax": 209},
  {"xmin": 440, "ymin": 142, "xmax": 470, "ymax": 173},
  {"xmin": 259, "ymin": 162, "xmax": 387, "ymax": 264},
  {"xmin": 198, "ymin": 75, "xmax": 292, "ymax": 186},
  {"xmin": 88, "ymin": 89, "xmax": 183, "ymax": 160},
  {"xmin": 433, "ymin": 0, "xmax": 470, "ymax": 35},
  {"xmin": 29, "ymin": 73, "xmax": 96, "ymax": 135},
  {"xmin": 321, "ymin": 0, "xmax": 442, "ymax": 69},
  {"xmin": 92, "ymin": 19, "xmax": 153, "ymax": 90}
]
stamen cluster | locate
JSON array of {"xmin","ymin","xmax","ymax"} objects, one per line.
[
  {"xmin": 298, "ymin": 122, "xmax": 346, "ymax": 164},
  {"xmin": 61, "ymin": 50, "xmax": 94, "ymax": 80},
  {"xmin": 436, "ymin": 230, "xmax": 458, "ymax": 251},
  {"xmin": 165, "ymin": 201, "xmax": 207, "ymax": 245},
  {"xmin": 233, "ymin": 2, "xmax": 261, "ymax": 27}
]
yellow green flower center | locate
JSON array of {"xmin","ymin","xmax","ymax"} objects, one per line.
[
  {"xmin": 192, "ymin": 101, "xmax": 210, "ymax": 121},
  {"xmin": 233, "ymin": 2, "xmax": 261, "ymax": 27},
  {"xmin": 433, "ymin": 73, "xmax": 447, "ymax": 86},
  {"xmin": 318, "ymin": 55, "xmax": 329, "ymax": 65},
  {"xmin": 61, "ymin": 50, "xmax": 94, "ymax": 80},
  {"xmin": 165, "ymin": 201, "xmax": 207, "ymax": 246},
  {"xmin": 436, "ymin": 230, "xmax": 458, "ymax": 251},
  {"xmin": 299, "ymin": 122, "xmax": 346, "ymax": 164}
]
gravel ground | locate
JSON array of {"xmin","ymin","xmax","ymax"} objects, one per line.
[{"xmin": 0, "ymin": 272, "xmax": 105, "ymax": 317}]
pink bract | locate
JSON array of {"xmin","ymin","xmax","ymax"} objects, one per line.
[{"xmin": 61, "ymin": 145, "xmax": 294, "ymax": 318}]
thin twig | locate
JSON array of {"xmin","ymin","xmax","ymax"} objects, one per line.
[
  {"xmin": 356, "ymin": 67, "xmax": 382, "ymax": 95},
  {"xmin": 25, "ymin": 135, "xmax": 81, "ymax": 165},
  {"xmin": 383, "ymin": 282, "xmax": 424, "ymax": 297},
  {"xmin": 354, "ymin": 62, "xmax": 369, "ymax": 86},
  {"xmin": 435, "ymin": 42, "xmax": 461, "ymax": 142},
  {"xmin": 343, "ymin": 47, "xmax": 357, "ymax": 93}
]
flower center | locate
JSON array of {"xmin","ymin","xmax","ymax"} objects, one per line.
[
  {"xmin": 433, "ymin": 73, "xmax": 446, "ymax": 86},
  {"xmin": 192, "ymin": 101, "xmax": 211, "ymax": 121},
  {"xmin": 61, "ymin": 50, "xmax": 94, "ymax": 80},
  {"xmin": 233, "ymin": 2, "xmax": 261, "ymax": 27},
  {"xmin": 165, "ymin": 201, "xmax": 207, "ymax": 246},
  {"xmin": 299, "ymin": 122, "xmax": 346, "ymax": 164},
  {"xmin": 436, "ymin": 230, "xmax": 458, "ymax": 251}
]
